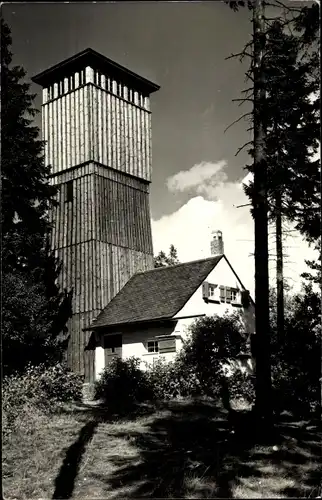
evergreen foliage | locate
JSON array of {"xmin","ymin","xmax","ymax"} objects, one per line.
[
  {"xmin": 241, "ymin": 12, "xmax": 320, "ymax": 242},
  {"xmin": 154, "ymin": 244, "xmax": 180, "ymax": 268},
  {"xmin": 1, "ymin": 19, "xmax": 72, "ymax": 375},
  {"xmin": 270, "ymin": 285, "xmax": 321, "ymax": 417},
  {"xmin": 227, "ymin": 0, "xmax": 320, "ymax": 424}
]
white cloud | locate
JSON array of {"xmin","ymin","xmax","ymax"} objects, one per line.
[
  {"xmin": 153, "ymin": 160, "xmax": 318, "ymax": 299},
  {"xmin": 166, "ymin": 160, "xmax": 228, "ymax": 194}
]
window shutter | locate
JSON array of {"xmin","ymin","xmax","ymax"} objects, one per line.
[
  {"xmin": 159, "ymin": 338, "xmax": 176, "ymax": 354},
  {"xmin": 202, "ymin": 281, "xmax": 209, "ymax": 301},
  {"xmin": 225, "ymin": 287, "xmax": 232, "ymax": 303},
  {"xmin": 241, "ymin": 290, "xmax": 250, "ymax": 307},
  {"xmin": 219, "ymin": 286, "xmax": 225, "ymax": 302}
]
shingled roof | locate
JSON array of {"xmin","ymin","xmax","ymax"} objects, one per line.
[{"xmin": 85, "ymin": 255, "xmax": 223, "ymax": 330}]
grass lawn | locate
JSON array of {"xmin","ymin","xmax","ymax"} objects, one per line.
[{"xmin": 3, "ymin": 399, "xmax": 321, "ymax": 499}]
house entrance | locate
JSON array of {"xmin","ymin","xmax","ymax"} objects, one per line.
[{"xmin": 104, "ymin": 334, "xmax": 122, "ymax": 367}]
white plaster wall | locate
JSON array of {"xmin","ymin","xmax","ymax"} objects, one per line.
[
  {"xmin": 173, "ymin": 257, "xmax": 256, "ymax": 341},
  {"xmin": 120, "ymin": 325, "xmax": 255, "ymax": 377},
  {"xmin": 94, "ymin": 324, "xmax": 181, "ymax": 376},
  {"xmin": 95, "ymin": 346, "xmax": 105, "ymax": 380},
  {"xmin": 122, "ymin": 324, "xmax": 179, "ymax": 369},
  {"xmin": 94, "ymin": 257, "xmax": 256, "ymax": 379},
  {"xmin": 94, "ymin": 323, "xmax": 255, "ymax": 381}
]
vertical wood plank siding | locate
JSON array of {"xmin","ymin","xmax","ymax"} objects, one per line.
[{"xmin": 42, "ymin": 70, "xmax": 155, "ymax": 382}]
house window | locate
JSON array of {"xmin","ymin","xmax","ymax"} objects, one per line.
[
  {"xmin": 202, "ymin": 281, "xmax": 220, "ymax": 302},
  {"xmin": 65, "ymin": 181, "xmax": 73, "ymax": 203},
  {"xmin": 147, "ymin": 340, "xmax": 159, "ymax": 353},
  {"xmin": 203, "ymin": 281, "xmax": 242, "ymax": 305}
]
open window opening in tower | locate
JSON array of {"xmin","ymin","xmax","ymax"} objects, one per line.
[{"xmin": 65, "ymin": 180, "xmax": 73, "ymax": 203}]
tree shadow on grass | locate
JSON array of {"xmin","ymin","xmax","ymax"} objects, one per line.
[
  {"xmin": 92, "ymin": 400, "xmax": 261, "ymax": 498},
  {"xmin": 92, "ymin": 400, "xmax": 321, "ymax": 498},
  {"xmin": 53, "ymin": 420, "xmax": 99, "ymax": 499},
  {"xmin": 52, "ymin": 401, "xmax": 159, "ymax": 499},
  {"xmin": 270, "ymin": 418, "xmax": 322, "ymax": 498},
  {"xmin": 53, "ymin": 400, "xmax": 321, "ymax": 499}
]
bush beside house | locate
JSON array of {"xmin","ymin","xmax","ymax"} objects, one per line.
[{"xmin": 94, "ymin": 313, "xmax": 255, "ymax": 410}]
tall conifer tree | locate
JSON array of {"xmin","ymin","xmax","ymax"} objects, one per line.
[
  {"xmin": 1, "ymin": 19, "xmax": 73, "ymax": 375},
  {"xmin": 227, "ymin": 0, "xmax": 320, "ymax": 428}
]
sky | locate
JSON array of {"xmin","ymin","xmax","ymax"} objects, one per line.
[{"xmin": 3, "ymin": 1, "xmax": 318, "ymax": 297}]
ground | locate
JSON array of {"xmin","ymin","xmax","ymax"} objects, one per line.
[{"xmin": 3, "ymin": 399, "xmax": 321, "ymax": 499}]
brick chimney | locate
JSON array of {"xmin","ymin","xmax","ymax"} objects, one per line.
[{"xmin": 211, "ymin": 230, "xmax": 224, "ymax": 255}]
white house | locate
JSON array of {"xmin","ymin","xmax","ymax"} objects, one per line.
[{"xmin": 84, "ymin": 254, "xmax": 256, "ymax": 381}]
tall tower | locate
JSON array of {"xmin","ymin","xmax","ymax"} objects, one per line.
[
  {"xmin": 210, "ymin": 230, "xmax": 224, "ymax": 256},
  {"xmin": 32, "ymin": 49, "xmax": 160, "ymax": 380}
]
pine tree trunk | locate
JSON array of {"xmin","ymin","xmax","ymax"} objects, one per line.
[
  {"xmin": 276, "ymin": 190, "xmax": 284, "ymax": 343},
  {"xmin": 252, "ymin": 0, "xmax": 272, "ymax": 429}
]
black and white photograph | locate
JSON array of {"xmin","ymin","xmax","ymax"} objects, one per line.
[{"xmin": 2, "ymin": 1, "xmax": 321, "ymax": 498}]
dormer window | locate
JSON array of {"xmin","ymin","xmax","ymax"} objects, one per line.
[{"xmin": 203, "ymin": 281, "xmax": 244, "ymax": 307}]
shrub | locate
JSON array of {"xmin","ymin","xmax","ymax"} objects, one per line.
[
  {"xmin": 271, "ymin": 360, "xmax": 321, "ymax": 419},
  {"xmin": 94, "ymin": 356, "xmax": 204, "ymax": 408},
  {"xmin": 228, "ymin": 370, "xmax": 255, "ymax": 405},
  {"xmin": 3, "ymin": 362, "xmax": 83, "ymax": 435},
  {"xmin": 145, "ymin": 357, "xmax": 204, "ymax": 400},
  {"xmin": 181, "ymin": 313, "xmax": 248, "ymax": 398},
  {"xmin": 94, "ymin": 357, "xmax": 153, "ymax": 409},
  {"xmin": 269, "ymin": 285, "xmax": 321, "ymax": 419}
]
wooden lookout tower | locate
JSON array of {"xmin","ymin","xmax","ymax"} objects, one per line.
[{"xmin": 32, "ymin": 48, "xmax": 160, "ymax": 381}]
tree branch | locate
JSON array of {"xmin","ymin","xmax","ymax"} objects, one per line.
[
  {"xmin": 263, "ymin": 0, "xmax": 301, "ymax": 13},
  {"xmin": 224, "ymin": 112, "xmax": 253, "ymax": 133},
  {"xmin": 232, "ymin": 97, "xmax": 254, "ymax": 107},
  {"xmin": 226, "ymin": 51, "xmax": 253, "ymax": 62},
  {"xmin": 241, "ymin": 87, "xmax": 254, "ymax": 95},
  {"xmin": 235, "ymin": 140, "xmax": 253, "ymax": 157}
]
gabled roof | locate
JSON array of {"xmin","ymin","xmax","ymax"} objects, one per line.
[
  {"xmin": 32, "ymin": 48, "xmax": 160, "ymax": 95},
  {"xmin": 85, "ymin": 255, "xmax": 224, "ymax": 330}
]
